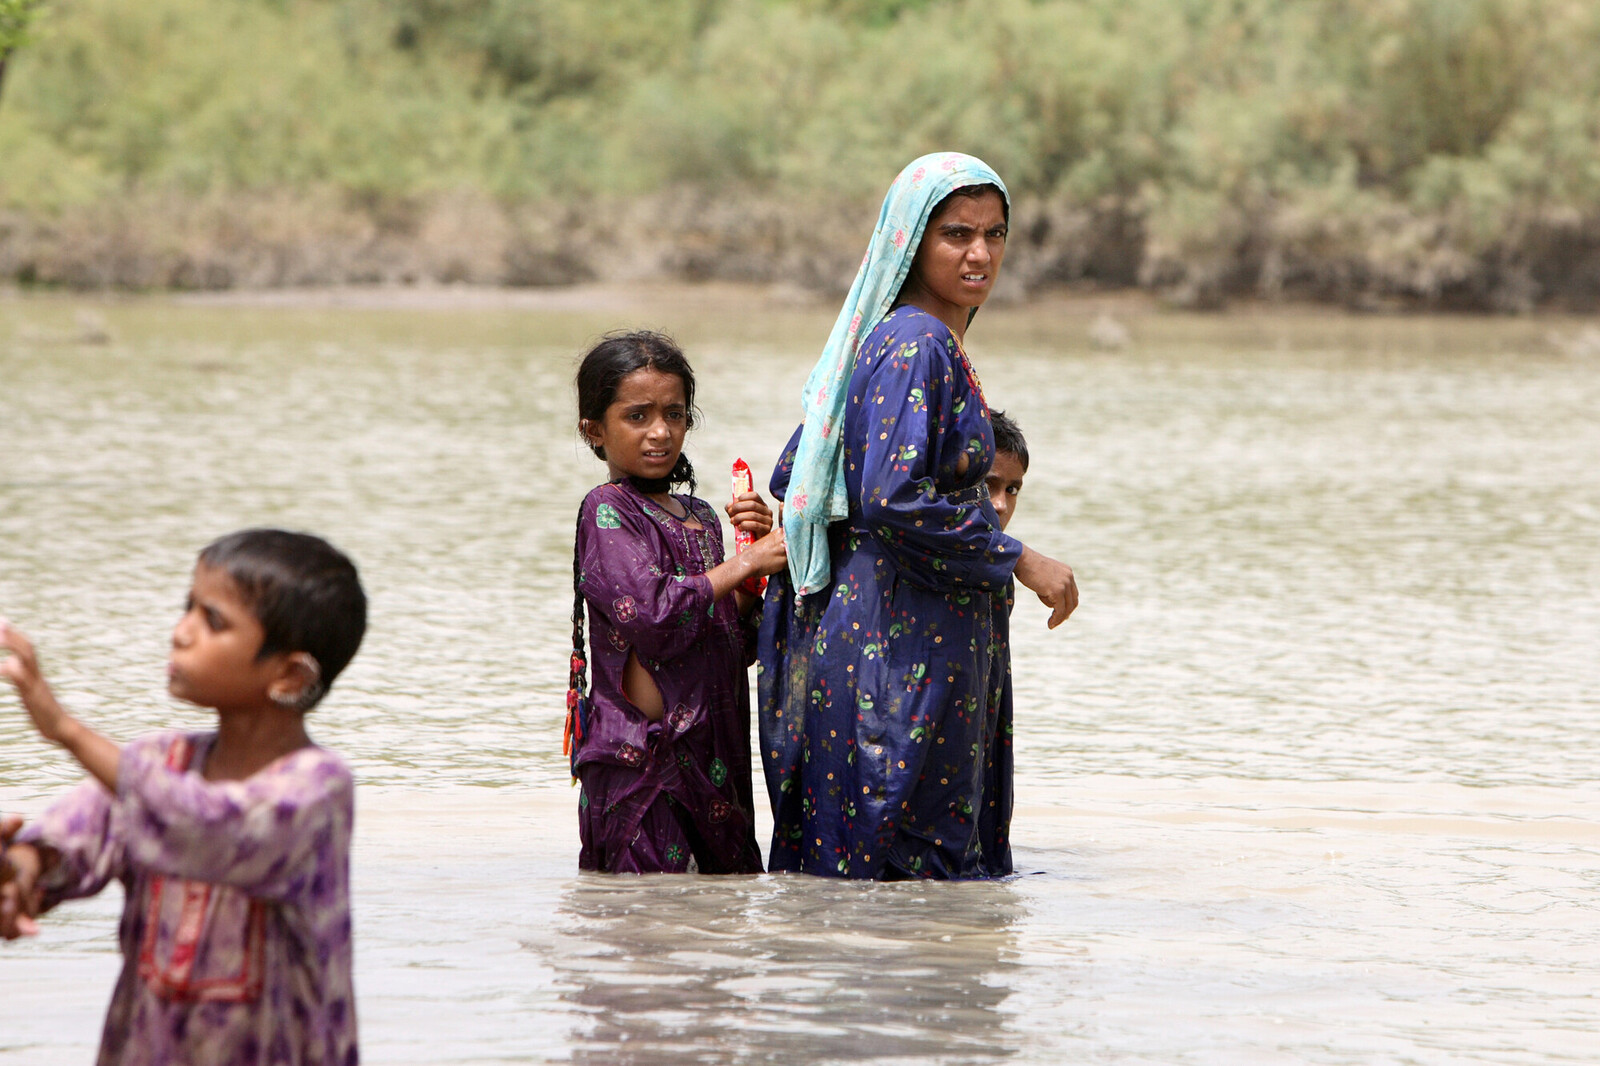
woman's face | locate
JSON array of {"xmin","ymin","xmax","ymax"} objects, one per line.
[{"xmin": 903, "ymin": 189, "xmax": 1008, "ymax": 328}]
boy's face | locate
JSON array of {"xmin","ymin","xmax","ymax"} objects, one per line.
[
  {"xmin": 167, "ymin": 563, "xmax": 281, "ymax": 712},
  {"xmin": 986, "ymin": 451, "xmax": 1026, "ymax": 531}
]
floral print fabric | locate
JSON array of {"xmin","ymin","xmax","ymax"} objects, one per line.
[
  {"xmin": 572, "ymin": 480, "xmax": 763, "ymax": 874},
  {"xmin": 19, "ymin": 731, "xmax": 357, "ymax": 1066},
  {"xmin": 760, "ymin": 307, "xmax": 1021, "ymax": 879},
  {"xmin": 784, "ymin": 152, "xmax": 1010, "ymax": 596}
]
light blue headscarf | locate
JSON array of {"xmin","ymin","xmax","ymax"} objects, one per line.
[{"xmin": 783, "ymin": 152, "xmax": 1009, "ymax": 596}]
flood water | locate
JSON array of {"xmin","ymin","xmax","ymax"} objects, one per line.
[{"xmin": 2, "ymin": 288, "xmax": 1597, "ymax": 1064}]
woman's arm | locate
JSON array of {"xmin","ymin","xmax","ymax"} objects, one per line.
[{"xmin": 852, "ymin": 330, "xmax": 1022, "ymax": 591}]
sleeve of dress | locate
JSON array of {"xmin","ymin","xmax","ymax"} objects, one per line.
[
  {"xmin": 16, "ymin": 777, "xmax": 127, "ymax": 911},
  {"xmin": 114, "ymin": 738, "xmax": 352, "ymax": 903},
  {"xmin": 578, "ymin": 486, "xmax": 718, "ymax": 662},
  {"xmin": 855, "ymin": 329, "xmax": 1023, "ymax": 592}
]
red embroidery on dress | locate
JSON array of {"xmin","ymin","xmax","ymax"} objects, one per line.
[
  {"xmin": 953, "ymin": 342, "xmax": 991, "ymax": 418},
  {"xmin": 135, "ymin": 736, "xmax": 267, "ymax": 1004}
]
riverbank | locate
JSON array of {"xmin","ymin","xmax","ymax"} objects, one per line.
[
  {"xmin": 5, "ymin": 0, "xmax": 1600, "ymax": 313},
  {"xmin": 4, "ymin": 187, "xmax": 1600, "ymax": 313}
]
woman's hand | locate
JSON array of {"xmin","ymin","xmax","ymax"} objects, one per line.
[
  {"xmin": 1, "ymin": 622, "xmax": 75, "ymax": 746},
  {"xmin": 726, "ymin": 491, "xmax": 774, "ymax": 540},
  {"xmin": 1014, "ymin": 547, "xmax": 1079, "ymax": 629},
  {"xmin": 0, "ymin": 815, "xmax": 43, "ymax": 940}
]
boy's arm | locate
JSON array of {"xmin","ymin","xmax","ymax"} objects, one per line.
[
  {"xmin": 1, "ymin": 622, "xmax": 121, "ymax": 789},
  {"xmin": 10, "ymin": 778, "xmax": 128, "ymax": 917}
]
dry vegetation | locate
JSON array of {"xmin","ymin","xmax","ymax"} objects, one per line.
[{"xmin": 2, "ymin": 0, "xmax": 1599, "ymax": 310}]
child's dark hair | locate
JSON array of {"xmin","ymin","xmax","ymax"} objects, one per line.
[
  {"xmin": 991, "ymin": 409, "xmax": 1029, "ymax": 471},
  {"xmin": 575, "ymin": 329, "xmax": 700, "ymax": 493},
  {"xmin": 198, "ymin": 529, "xmax": 367, "ymax": 709}
]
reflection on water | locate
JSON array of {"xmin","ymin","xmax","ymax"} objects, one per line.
[
  {"xmin": 549, "ymin": 874, "xmax": 1021, "ymax": 1065},
  {"xmin": 3, "ymin": 292, "xmax": 1600, "ymax": 1064}
]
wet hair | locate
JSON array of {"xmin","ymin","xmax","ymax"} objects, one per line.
[
  {"xmin": 574, "ymin": 330, "xmax": 699, "ymax": 494},
  {"xmin": 197, "ymin": 529, "xmax": 367, "ymax": 708},
  {"xmin": 991, "ymin": 409, "xmax": 1029, "ymax": 472},
  {"xmin": 929, "ymin": 182, "xmax": 1010, "ymax": 227}
]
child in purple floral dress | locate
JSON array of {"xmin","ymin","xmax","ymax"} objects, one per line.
[
  {"xmin": 0, "ymin": 529, "xmax": 366, "ymax": 1066},
  {"xmin": 567, "ymin": 331, "xmax": 787, "ymax": 874}
]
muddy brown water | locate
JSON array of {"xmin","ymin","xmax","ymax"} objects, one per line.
[{"xmin": 2, "ymin": 290, "xmax": 1598, "ymax": 1063}]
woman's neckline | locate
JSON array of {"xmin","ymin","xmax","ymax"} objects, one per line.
[
  {"xmin": 890, "ymin": 302, "xmax": 968, "ymax": 352},
  {"xmin": 891, "ymin": 298, "xmax": 969, "ymax": 344}
]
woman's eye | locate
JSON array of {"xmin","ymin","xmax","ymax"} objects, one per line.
[{"xmin": 205, "ymin": 609, "xmax": 225, "ymax": 631}]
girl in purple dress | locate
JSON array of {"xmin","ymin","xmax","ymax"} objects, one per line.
[
  {"xmin": 567, "ymin": 331, "xmax": 787, "ymax": 874},
  {"xmin": 0, "ymin": 529, "xmax": 366, "ymax": 1066}
]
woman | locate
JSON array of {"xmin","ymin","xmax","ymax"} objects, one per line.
[{"xmin": 758, "ymin": 152, "xmax": 1078, "ymax": 880}]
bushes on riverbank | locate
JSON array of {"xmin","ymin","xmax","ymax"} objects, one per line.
[{"xmin": 2, "ymin": 0, "xmax": 1599, "ymax": 309}]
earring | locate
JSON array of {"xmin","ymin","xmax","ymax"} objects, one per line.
[
  {"xmin": 270, "ymin": 681, "xmax": 325, "ymax": 710},
  {"xmin": 270, "ymin": 658, "xmax": 324, "ymax": 710}
]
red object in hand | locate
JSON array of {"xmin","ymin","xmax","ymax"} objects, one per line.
[{"xmin": 731, "ymin": 458, "xmax": 767, "ymax": 596}]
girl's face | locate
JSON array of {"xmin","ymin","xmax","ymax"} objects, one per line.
[
  {"xmin": 168, "ymin": 563, "xmax": 281, "ymax": 711},
  {"xmin": 903, "ymin": 189, "xmax": 1008, "ymax": 327},
  {"xmin": 583, "ymin": 367, "xmax": 689, "ymax": 483}
]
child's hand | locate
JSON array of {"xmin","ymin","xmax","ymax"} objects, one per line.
[
  {"xmin": 0, "ymin": 621, "xmax": 74, "ymax": 745},
  {"xmin": 0, "ymin": 815, "xmax": 43, "ymax": 940},
  {"xmin": 726, "ymin": 491, "xmax": 773, "ymax": 540},
  {"xmin": 744, "ymin": 526, "xmax": 788, "ymax": 578},
  {"xmin": 1013, "ymin": 548, "xmax": 1079, "ymax": 629}
]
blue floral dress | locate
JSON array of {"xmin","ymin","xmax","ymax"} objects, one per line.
[{"xmin": 759, "ymin": 306, "xmax": 1022, "ymax": 879}]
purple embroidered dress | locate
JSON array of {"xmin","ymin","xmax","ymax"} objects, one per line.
[
  {"xmin": 19, "ymin": 731, "xmax": 357, "ymax": 1066},
  {"xmin": 572, "ymin": 480, "xmax": 764, "ymax": 874}
]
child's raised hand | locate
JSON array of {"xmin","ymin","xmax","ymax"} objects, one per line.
[
  {"xmin": 0, "ymin": 621, "xmax": 73, "ymax": 745},
  {"xmin": 0, "ymin": 814, "xmax": 43, "ymax": 940},
  {"xmin": 725, "ymin": 491, "xmax": 774, "ymax": 540}
]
